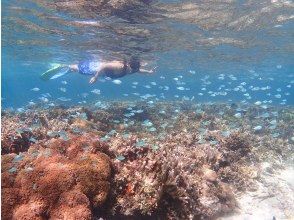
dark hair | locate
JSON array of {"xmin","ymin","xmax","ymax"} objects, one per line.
[{"xmin": 129, "ymin": 56, "xmax": 140, "ymax": 72}]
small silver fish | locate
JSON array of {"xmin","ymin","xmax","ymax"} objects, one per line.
[
  {"xmin": 112, "ymin": 79, "xmax": 122, "ymax": 85},
  {"xmin": 91, "ymin": 89, "xmax": 101, "ymax": 95},
  {"xmin": 31, "ymin": 87, "xmax": 40, "ymax": 92}
]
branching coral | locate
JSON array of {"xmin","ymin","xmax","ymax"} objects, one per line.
[{"xmin": 102, "ymin": 131, "xmax": 240, "ymax": 219}]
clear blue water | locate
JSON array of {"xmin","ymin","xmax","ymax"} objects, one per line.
[
  {"xmin": 2, "ymin": 0, "xmax": 294, "ymax": 109},
  {"xmin": 1, "ymin": 2, "xmax": 294, "ymax": 218}
]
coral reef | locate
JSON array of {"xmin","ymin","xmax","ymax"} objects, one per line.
[{"xmin": 1, "ymin": 101, "xmax": 293, "ymax": 219}]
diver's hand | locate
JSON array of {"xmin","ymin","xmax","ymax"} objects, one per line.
[
  {"xmin": 146, "ymin": 66, "xmax": 157, "ymax": 74},
  {"xmin": 139, "ymin": 66, "xmax": 157, "ymax": 74},
  {"xmin": 151, "ymin": 66, "xmax": 157, "ymax": 73},
  {"xmin": 89, "ymin": 76, "xmax": 97, "ymax": 84}
]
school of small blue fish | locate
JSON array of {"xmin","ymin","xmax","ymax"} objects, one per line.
[{"xmin": 22, "ymin": 66, "xmax": 293, "ymax": 110}]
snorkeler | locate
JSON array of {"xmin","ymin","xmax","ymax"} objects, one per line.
[{"xmin": 40, "ymin": 57, "xmax": 156, "ymax": 83}]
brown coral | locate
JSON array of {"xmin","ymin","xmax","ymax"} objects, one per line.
[
  {"xmin": 1, "ymin": 135, "xmax": 111, "ymax": 220},
  {"xmin": 50, "ymin": 190, "xmax": 92, "ymax": 220},
  {"xmin": 222, "ymin": 132, "xmax": 251, "ymax": 158}
]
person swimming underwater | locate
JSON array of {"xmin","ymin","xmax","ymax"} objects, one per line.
[
  {"xmin": 40, "ymin": 56, "xmax": 156, "ymax": 82},
  {"xmin": 68, "ymin": 56, "xmax": 156, "ymax": 84}
]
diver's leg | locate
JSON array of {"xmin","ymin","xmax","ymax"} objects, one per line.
[{"xmin": 69, "ymin": 64, "xmax": 79, "ymax": 72}]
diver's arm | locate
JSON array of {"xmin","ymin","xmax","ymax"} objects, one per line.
[
  {"xmin": 139, "ymin": 66, "xmax": 157, "ymax": 74},
  {"xmin": 89, "ymin": 67, "xmax": 105, "ymax": 84}
]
